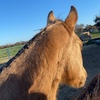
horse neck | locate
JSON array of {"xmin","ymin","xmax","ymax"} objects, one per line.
[
  {"xmin": 26, "ymin": 31, "xmax": 66, "ymax": 99},
  {"xmin": 0, "ymin": 42, "xmax": 36, "ymax": 92},
  {"xmin": 0, "ymin": 28, "xmax": 66, "ymax": 100},
  {"xmin": 27, "ymin": 40, "xmax": 63, "ymax": 100}
]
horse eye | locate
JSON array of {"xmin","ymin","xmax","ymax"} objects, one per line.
[
  {"xmin": 79, "ymin": 44, "xmax": 82, "ymax": 51},
  {"xmin": 76, "ymin": 41, "xmax": 83, "ymax": 50},
  {"xmin": 81, "ymin": 43, "xmax": 83, "ymax": 50}
]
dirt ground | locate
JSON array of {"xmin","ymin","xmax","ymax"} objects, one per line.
[
  {"xmin": 58, "ymin": 44, "xmax": 100, "ymax": 100},
  {"xmin": 0, "ymin": 44, "xmax": 100, "ymax": 100}
]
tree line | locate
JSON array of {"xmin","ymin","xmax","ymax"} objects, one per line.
[
  {"xmin": 0, "ymin": 41, "xmax": 27, "ymax": 49},
  {"xmin": 1, "ymin": 13, "xmax": 100, "ymax": 49},
  {"xmin": 75, "ymin": 13, "xmax": 100, "ymax": 35}
]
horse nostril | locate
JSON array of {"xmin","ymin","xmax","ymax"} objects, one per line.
[
  {"xmin": 80, "ymin": 81, "xmax": 82, "ymax": 85},
  {"xmin": 79, "ymin": 81, "xmax": 84, "ymax": 87}
]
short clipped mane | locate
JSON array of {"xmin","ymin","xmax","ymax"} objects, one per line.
[
  {"xmin": 0, "ymin": 27, "xmax": 47, "ymax": 72},
  {"xmin": 0, "ymin": 6, "xmax": 87, "ymax": 100},
  {"xmin": 0, "ymin": 19, "xmax": 64, "ymax": 72}
]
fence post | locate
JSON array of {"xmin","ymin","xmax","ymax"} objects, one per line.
[{"xmin": 6, "ymin": 48, "xmax": 11, "ymax": 60}]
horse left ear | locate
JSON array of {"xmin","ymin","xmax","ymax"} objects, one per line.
[
  {"xmin": 47, "ymin": 11, "xmax": 56, "ymax": 25},
  {"xmin": 65, "ymin": 6, "xmax": 78, "ymax": 30}
]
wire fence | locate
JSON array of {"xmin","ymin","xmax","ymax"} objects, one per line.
[{"xmin": 0, "ymin": 45, "xmax": 23, "ymax": 64}]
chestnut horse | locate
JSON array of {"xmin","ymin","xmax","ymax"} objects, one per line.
[{"xmin": 0, "ymin": 6, "xmax": 87, "ymax": 100}]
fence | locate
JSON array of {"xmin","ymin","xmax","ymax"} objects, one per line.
[{"xmin": 0, "ymin": 45, "xmax": 23, "ymax": 64}]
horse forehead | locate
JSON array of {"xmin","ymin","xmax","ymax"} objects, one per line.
[{"xmin": 46, "ymin": 20, "xmax": 63, "ymax": 30}]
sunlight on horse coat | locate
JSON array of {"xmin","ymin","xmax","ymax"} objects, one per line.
[{"xmin": 0, "ymin": 6, "xmax": 87, "ymax": 100}]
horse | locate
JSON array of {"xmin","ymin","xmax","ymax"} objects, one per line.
[
  {"xmin": 80, "ymin": 32, "xmax": 91, "ymax": 41},
  {"xmin": 0, "ymin": 6, "xmax": 87, "ymax": 100}
]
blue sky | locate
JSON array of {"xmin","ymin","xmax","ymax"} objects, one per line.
[{"xmin": 0, "ymin": 0, "xmax": 100, "ymax": 46}]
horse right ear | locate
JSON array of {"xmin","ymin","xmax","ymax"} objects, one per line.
[
  {"xmin": 47, "ymin": 11, "xmax": 56, "ymax": 25},
  {"xmin": 65, "ymin": 6, "xmax": 78, "ymax": 30}
]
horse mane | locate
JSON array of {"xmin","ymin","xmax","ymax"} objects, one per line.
[
  {"xmin": 0, "ymin": 19, "xmax": 62, "ymax": 73},
  {"xmin": 0, "ymin": 27, "xmax": 47, "ymax": 72},
  {"xmin": 0, "ymin": 6, "xmax": 87, "ymax": 100}
]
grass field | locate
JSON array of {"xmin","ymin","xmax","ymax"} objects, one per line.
[
  {"xmin": 91, "ymin": 32, "xmax": 100, "ymax": 38},
  {"xmin": 0, "ymin": 45, "xmax": 23, "ymax": 64},
  {"xmin": 0, "ymin": 32, "xmax": 100, "ymax": 64}
]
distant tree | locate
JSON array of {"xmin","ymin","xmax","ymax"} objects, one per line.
[
  {"xmin": 83, "ymin": 24, "xmax": 97, "ymax": 33},
  {"xmin": 75, "ymin": 24, "xmax": 84, "ymax": 35},
  {"xmin": 83, "ymin": 25, "xmax": 92, "ymax": 32},
  {"xmin": 0, "ymin": 41, "xmax": 26, "ymax": 49},
  {"xmin": 94, "ymin": 15, "xmax": 100, "ymax": 27}
]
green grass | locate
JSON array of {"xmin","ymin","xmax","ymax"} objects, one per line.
[
  {"xmin": 0, "ymin": 32, "xmax": 100, "ymax": 64},
  {"xmin": 91, "ymin": 32, "xmax": 100, "ymax": 38},
  {"xmin": 82, "ymin": 32, "xmax": 100, "ymax": 45},
  {"xmin": 0, "ymin": 45, "xmax": 23, "ymax": 63}
]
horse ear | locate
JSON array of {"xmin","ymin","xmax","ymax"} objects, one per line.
[
  {"xmin": 47, "ymin": 11, "xmax": 56, "ymax": 25},
  {"xmin": 65, "ymin": 6, "xmax": 78, "ymax": 30}
]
